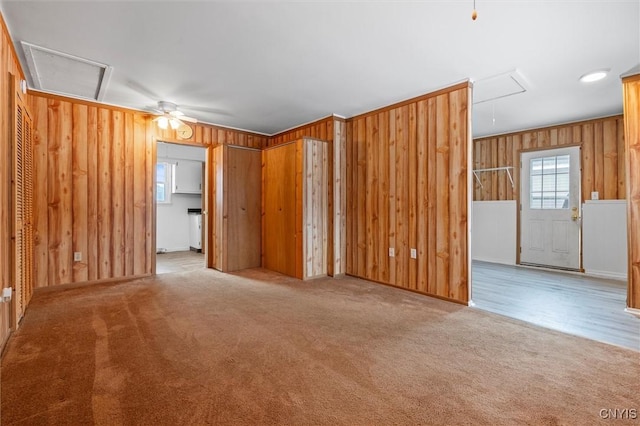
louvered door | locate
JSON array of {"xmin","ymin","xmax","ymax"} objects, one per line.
[{"xmin": 10, "ymin": 78, "xmax": 34, "ymax": 328}]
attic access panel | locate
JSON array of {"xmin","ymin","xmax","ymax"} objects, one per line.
[
  {"xmin": 473, "ymin": 69, "xmax": 528, "ymax": 104},
  {"xmin": 21, "ymin": 41, "xmax": 112, "ymax": 101}
]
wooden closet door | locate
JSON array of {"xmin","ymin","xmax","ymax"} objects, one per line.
[
  {"xmin": 10, "ymin": 77, "xmax": 34, "ymax": 328},
  {"xmin": 262, "ymin": 142, "xmax": 302, "ymax": 278}
]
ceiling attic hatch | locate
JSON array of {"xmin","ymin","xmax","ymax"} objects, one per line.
[
  {"xmin": 21, "ymin": 41, "xmax": 112, "ymax": 101},
  {"xmin": 473, "ymin": 69, "xmax": 528, "ymax": 104}
]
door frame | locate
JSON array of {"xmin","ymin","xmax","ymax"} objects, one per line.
[
  {"xmin": 152, "ymin": 138, "xmax": 211, "ymax": 274},
  {"xmin": 516, "ymin": 143, "xmax": 583, "ymax": 270}
]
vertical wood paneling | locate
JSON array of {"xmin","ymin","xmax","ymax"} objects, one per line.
[
  {"xmin": 435, "ymin": 94, "xmax": 450, "ymax": 297},
  {"xmin": 111, "ymin": 111, "xmax": 125, "ymax": 278},
  {"xmin": 72, "ymin": 104, "xmax": 88, "ymax": 282},
  {"xmin": 132, "ymin": 114, "xmax": 146, "ymax": 276},
  {"xmin": 416, "ymin": 100, "xmax": 428, "ymax": 292},
  {"xmin": 212, "ymin": 145, "xmax": 224, "ymax": 270},
  {"xmin": 448, "ymin": 89, "xmax": 468, "ymax": 301},
  {"xmin": 346, "ymin": 121, "xmax": 354, "ymax": 275},
  {"xmin": 378, "ymin": 112, "xmax": 390, "ymax": 284},
  {"xmin": 28, "ymin": 91, "xmax": 268, "ymax": 288},
  {"xmin": 356, "ymin": 119, "xmax": 367, "ymax": 279},
  {"xmin": 32, "ymin": 95, "xmax": 49, "ymax": 287},
  {"xmin": 582, "ymin": 123, "xmax": 594, "ymax": 203},
  {"xmin": 388, "ymin": 110, "xmax": 397, "ymax": 286},
  {"xmin": 603, "ymin": 120, "xmax": 618, "ymax": 200},
  {"xmin": 334, "ymin": 120, "xmax": 347, "ymax": 276},
  {"xmin": 426, "ymin": 98, "xmax": 437, "ymax": 294},
  {"xmin": 124, "ymin": 113, "xmax": 135, "ymax": 276},
  {"xmin": 294, "ymin": 142, "xmax": 304, "ymax": 279},
  {"xmin": 395, "ymin": 106, "xmax": 409, "ymax": 288},
  {"xmin": 622, "ymin": 75, "xmax": 640, "ymax": 310},
  {"xmin": 97, "ymin": 108, "xmax": 112, "ymax": 279},
  {"xmin": 365, "ymin": 114, "xmax": 378, "ymax": 281},
  {"xmin": 47, "ymin": 100, "xmax": 73, "ymax": 285},
  {"xmin": 473, "ymin": 115, "xmax": 625, "ymax": 201},
  {"xmin": 87, "ymin": 107, "xmax": 98, "ymax": 281},
  {"xmin": 408, "ymin": 103, "xmax": 417, "ymax": 290},
  {"xmin": 345, "ymin": 83, "xmax": 471, "ymax": 304},
  {"xmin": 617, "ymin": 118, "xmax": 626, "ymax": 198}
]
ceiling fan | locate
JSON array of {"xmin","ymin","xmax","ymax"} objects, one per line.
[{"xmin": 152, "ymin": 101, "xmax": 197, "ymax": 130}]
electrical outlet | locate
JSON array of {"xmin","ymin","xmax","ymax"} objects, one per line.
[
  {"xmin": 388, "ymin": 248, "xmax": 395, "ymax": 257},
  {"xmin": 74, "ymin": 252, "xmax": 82, "ymax": 262},
  {"xmin": 410, "ymin": 248, "xmax": 417, "ymax": 259}
]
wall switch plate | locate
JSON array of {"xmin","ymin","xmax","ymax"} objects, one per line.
[
  {"xmin": 2, "ymin": 287, "xmax": 12, "ymax": 302},
  {"xmin": 389, "ymin": 248, "xmax": 395, "ymax": 257},
  {"xmin": 591, "ymin": 191, "xmax": 599, "ymax": 200},
  {"xmin": 411, "ymin": 248, "xmax": 417, "ymax": 259},
  {"xmin": 74, "ymin": 252, "xmax": 82, "ymax": 262}
]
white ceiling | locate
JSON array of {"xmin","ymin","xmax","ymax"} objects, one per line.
[{"xmin": 1, "ymin": 1, "xmax": 638, "ymax": 137}]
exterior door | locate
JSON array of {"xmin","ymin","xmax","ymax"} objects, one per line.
[{"xmin": 520, "ymin": 146, "xmax": 581, "ymax": 270}]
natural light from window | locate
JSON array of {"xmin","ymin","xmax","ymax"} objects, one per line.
[{"xmin": 529, "ymin": 154, "xmax": 570, "ymax": 209}]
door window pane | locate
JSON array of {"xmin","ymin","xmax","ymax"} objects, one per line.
[{"xmin": 529, "ymin": 154, "xmax": 570, "ymax": 209}]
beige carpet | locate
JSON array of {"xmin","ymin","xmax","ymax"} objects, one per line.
[{"xmin": 2, "ymin": 268, "xmax": 639, "ymax": 425}]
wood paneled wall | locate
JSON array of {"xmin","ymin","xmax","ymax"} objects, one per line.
[
  {"xmin": 28, "ymin": 91, "xmax": 268, "ymax": 288},
  {"xmin": 346, "ymin": 82, "xmax": 472, "ymax": 304},
  {"xmin": 0, "ymin": 12, "xmax": 26, "ymax": 350},
  {"xmin": 268, "ymin": 115, "xmax": 347, "ymax": 276},
  {"xmin": 29, "ymin": 95, "xmax": 153, "ymax": 287},
  {"xmin": 622, "ymin": 74, "xmax": 640, "ymax": 310},
  {"xmin": 473, "ymin": 115, "xmax": 626, "ymax": 202},
  {"xmin": 267, "ymin": 116, "xmax": 336, "ymax": 148},
  {"xmin": 302, "ymin": 139, "xmax": 329, "ymax": 279}
]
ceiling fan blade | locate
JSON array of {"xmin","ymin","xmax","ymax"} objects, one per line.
[{"xmin": 180, "ymin": 104, "xmax": 232, "ymax": 117}]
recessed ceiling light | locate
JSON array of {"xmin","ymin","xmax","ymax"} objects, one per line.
[{"xmin": 579, "ymin": 69, "xmax": 609, "ymax": 83}]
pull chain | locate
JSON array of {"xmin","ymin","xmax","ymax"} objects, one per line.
[{"xmin": 472, "ymin": 0, "xmax": 478, "ymax": 20}]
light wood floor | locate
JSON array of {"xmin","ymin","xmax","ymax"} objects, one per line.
[
  {"xmin": 156, "ymin": 250, "xmax": 205, "ymax": 274},
  {"xmin": 471, "ymin": 261, "xmax": 640, "ymax": 351}
]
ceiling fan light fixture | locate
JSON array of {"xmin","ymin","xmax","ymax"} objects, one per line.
[
  {"xmin": 169, "ymin": 118, "xmax": 181, "ymax": 130},
  {"xmin": 157, "ymin": 116, "xmax": 169, "ymax": 129},
  {"xmin": 579, "ymin": 69, "xmax": 609, "ymax": 83}
]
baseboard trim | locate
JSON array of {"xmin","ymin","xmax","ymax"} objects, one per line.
[
  {"xmin": 584, "ymin": 270, "xmax": 627, "ymax": 281},
  {"xmin": 472, "ymin": 257, "xmax": 516, "ymax": 266},
  {"xmin": 624, "ymin": 307, "xmax": 640, "ymax": 318}
]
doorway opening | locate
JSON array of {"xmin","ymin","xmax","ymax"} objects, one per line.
[
  {"xmin": 155, "ymin": 141, "xmax": 207, "ymax": 274},
  {"xmin": 520, "ymin": 146, "xmax": 581, "ymax": 270}
]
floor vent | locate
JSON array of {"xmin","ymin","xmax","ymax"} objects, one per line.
[{"xmin": 21, "ymin": 41, "xmax": 112, "ymax": 101}]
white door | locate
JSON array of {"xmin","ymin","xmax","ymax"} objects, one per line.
[{"xmin": 520, "ymin": 146, "xmax": 581, "ymax": 270}]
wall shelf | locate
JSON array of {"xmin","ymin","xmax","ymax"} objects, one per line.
[{"xmin": 473, "ymin": 166, "xmax": 514, "ymax": 189}]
